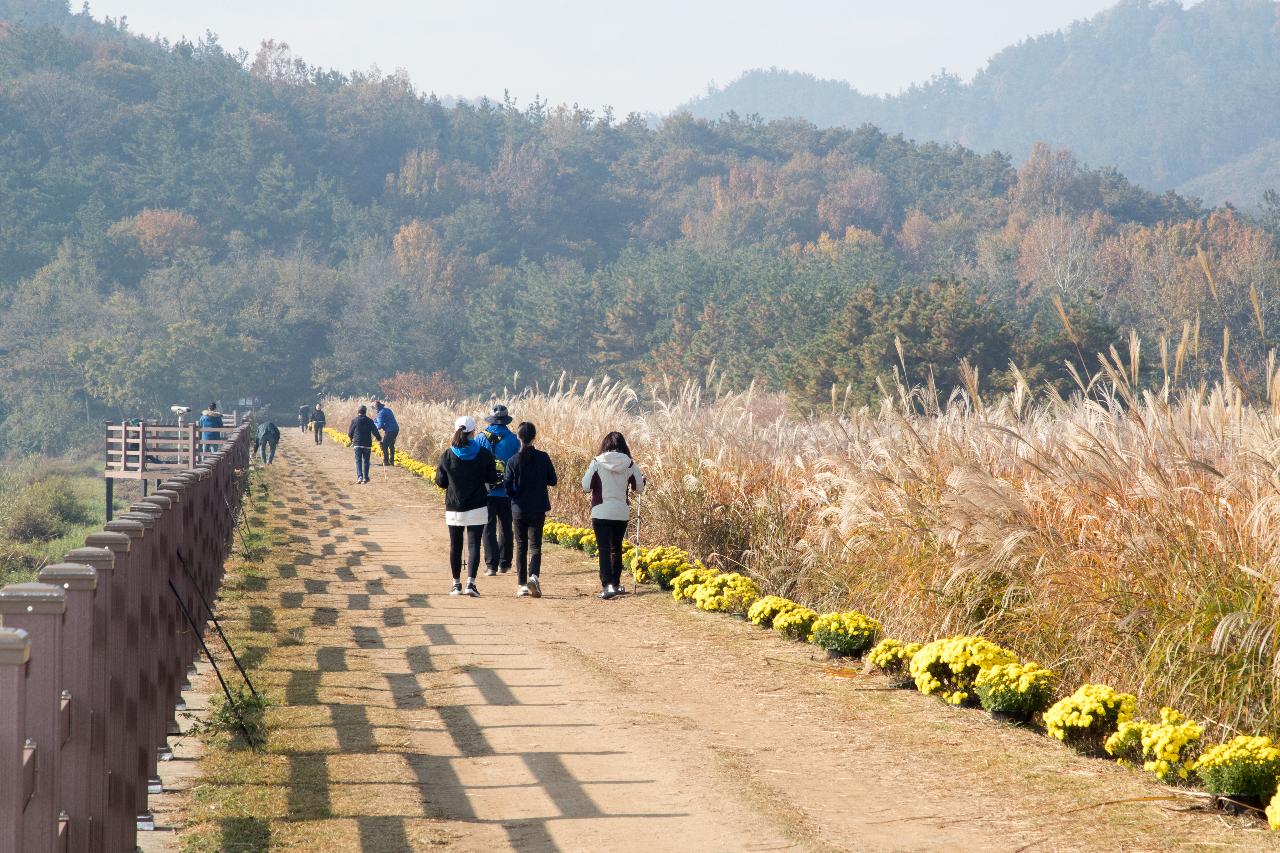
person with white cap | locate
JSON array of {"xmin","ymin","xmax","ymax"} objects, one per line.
[{"xmin": 433, "ymin": 415, "xmax": 500, "ymax": 596}]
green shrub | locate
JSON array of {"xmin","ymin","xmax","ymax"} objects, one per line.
[{"xmin": 0, "ymin": 476, "xmax": 91, "ymax": 542}]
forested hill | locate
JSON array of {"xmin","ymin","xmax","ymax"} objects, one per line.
[
  {"xmin": 0, "ymin": 0, "xmax": 1277, "ymax": 457},
  {"xmin": 681, "ymin": 0, "xmax": 1280, "ymax": 207}
]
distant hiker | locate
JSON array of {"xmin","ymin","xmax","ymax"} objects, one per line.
[
  {"xmin": 347, "ymin": 405, "xmax": 382, "ymax": 484},
  {"xmin": 256, "ymin": 420, "xmax": 281, "ymax": 465},
  {"xmin": 434, "ymin": 415, "xmax": 499, "ymax": 597},
  {"xmin": 311, "ymin": 403, "xmax": 326, "ymax": 444},
  {"xmin": 582, "ymin": 431, "xmax": 645, "ymax": 600},
  {"xmin": 475, "ymin": 404, "xmax": 520, "ymax": 577},
  {"xmin": 298, "ymin": 404, "xmax": 310, "ymax": 433},
  {"xmin": 373, "ymin": 400, "xmax": 399, "ymax": 466},
  {"xmin": 197, "ymin": 402, "xmax": 224, "ymax": 454},
  {"xmin": 503, "ymin": 421, "xmax": 558, "ymax": 598}
]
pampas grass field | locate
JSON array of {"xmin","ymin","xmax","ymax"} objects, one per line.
[{"xmin": 328, "ymin": 355, "xmax": 1280, "ymax": 737}]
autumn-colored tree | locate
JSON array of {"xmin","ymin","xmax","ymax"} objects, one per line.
[
  {"xmin": 379, "ymin": 371, "xmax": 460, "ymax": 402},
  {"xmin": 107, "ymin": 209, "xmax": 203, "ymax": 261}
]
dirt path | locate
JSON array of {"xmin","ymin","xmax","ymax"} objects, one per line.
[{"xmin": 192, "ymin": 429, "xmax": 1279, "ymax": 852}]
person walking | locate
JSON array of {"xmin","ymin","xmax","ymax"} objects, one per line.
[
  {"xmin": 256, "ymin": 420, "xmax": 281, "ymax": 465},
  {"xmin": 298, "ymin": 404, "xmax": 310, "ymax": 433},
  {"xmin": 197, "ymin": 402, "xmax": 224, "ymax": 455},
  {"xmin": 582, "ymin": 431, "xmax": 645, "ymax": 600},
  {"xmin": 373, "ymin": 400, "xmax": 399, "ymax": 466},
  {"xmin": 503, "ymin": 421, "xmax": 557, "ymax": 598},
  {"xmin": 347, "ymin": 405, "xmax": 382, "ymax": 484},
  {"xmin": 311, "ymin": 403, "xmax": 326, "ymax": 444},
  {"xmin": 434, "ymin": 416, "xmax": 499, "ymax": 597},
  {"xmin": 475, "ymin": 404, "xmax": 520, "ymax": 577}
]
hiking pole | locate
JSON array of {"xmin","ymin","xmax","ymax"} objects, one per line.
[
  {"xmin": 168, "ymin": 578, "xmax": 260, "ymax": 749},
  {"xmin": 225, "ymin": 493, "xmax": 254, "ymax": 555},
  {"xmin": 632, "ymin": 497, "xmax": 641, "ymax": 595},
  {"xmin": 176, "ymin": 548, "xmax": 260, "ymax": 699}
]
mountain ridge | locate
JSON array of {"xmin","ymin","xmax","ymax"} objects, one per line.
[{"xmin": 679, "ymin": 0, "xmax": 1280, "ymax": 208}]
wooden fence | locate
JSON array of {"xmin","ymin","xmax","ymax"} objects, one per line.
[
  {"xmin": 0, "ymin": 421, "xmax": 251, "ymax": 853},
  {"xmin": 104, "ymin": 412, "xmax": 242, "ymax": 479}
]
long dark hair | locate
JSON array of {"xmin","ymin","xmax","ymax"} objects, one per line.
[
  {"xmin": 451, "ymin": 426, "xmax": 471, "ymax": 448},
  {"xmin": 517, "ymin": 421, "xmax": 537, "ymax": 461},
  {"xmin": 598, "ymin": 431, "xmax": 631, "ymax": 457}
]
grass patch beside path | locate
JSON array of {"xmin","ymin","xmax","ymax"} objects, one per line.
[
  {"xmin": 0, "ymin": 452, "xmax": 138, "ymax": 587},
  {"xmin": 180, "ymin": 465, "xmax": 302, "ymax": 853}
]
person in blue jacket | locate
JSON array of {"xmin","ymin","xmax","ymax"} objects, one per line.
[
  {"xmin": 197, "ymin": 402, "xmax": 223, "ymax": 454},
  {"xmin": 474, "ymin": 404, "xmax": 520, "ymax": 576},
  {"xmin": 373, "ymin": 400, "xmax": 399, "ymax": 466}
]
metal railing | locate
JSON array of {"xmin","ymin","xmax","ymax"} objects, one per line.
[{"xmin": 1, "ymin": 422, "xmax": 251, "ymax": 853}]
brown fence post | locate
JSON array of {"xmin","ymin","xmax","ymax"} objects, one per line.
[
  {"xmin": 0, "ymin": 583, "xmax": 68, "ymax": 853},
  {"xmin": 64, "ymin": 543, "xmax": 120, "ymax": 853},
  {"xmin": 37, "ymin": 563, "xmax": 98, "ymax": 853},
  {"xmin": 0, "ymin": 627, "xmax": 31, "ymax": 853},
  {"xmin": 101, "ymin": 515, "xmax": 151, "ymax": 836},
  {"xmin": 115, "ymin": 507, "xmax": 164, "ymax": 820},
  {"xmin": 82, "ymin": 529, "xmax": 136, "ymax": 853},
  {"xmin": 139, "ymin": 494, "xmax": 183, "ymax": 753}
]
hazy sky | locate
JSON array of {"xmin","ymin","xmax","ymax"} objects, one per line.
[{"xmin": 89, "ymin": 0, "xmax": 1147, "ymax": 114}]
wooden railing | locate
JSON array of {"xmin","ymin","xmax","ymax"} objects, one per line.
[
  {"xmin": 1, "ymin": 422, "xmax": 251, "ymax": 853},
  {"xmin": 104, "ymin": 412, "xmax": 241, "ymax": 478}
]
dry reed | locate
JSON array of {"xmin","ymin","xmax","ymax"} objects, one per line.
[{"xmin": 330, "ymin": 365, "xmax": 1280, "ymax": 736}]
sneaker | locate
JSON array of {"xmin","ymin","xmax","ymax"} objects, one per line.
[
  {"xmin": 449, "ymin": 582, "xmax": 463, "ymax": 595},
  {"xmin": 499, "ymin": 566, "xmax": 511, "ymax": 574},
  {"xmin": 484, "ymin": 568, "xmax": 498, "ymax": 577},
  {"xmin": 517, "ymin": 586, "xmax": 531, "ymax": 597},
  {"xmin": 465, "ymin": 583, "xmax": 481, "ymax": 598},
  {"xmin": 527, "ymin": 575, "xmax": 542, "ymax": 598},
  {"xmin": 598, "ymin": 586, "xmax": 617, "ymax": 600},
  {"xmin": 613, "ymin": 585, "xmax": 629, "ymax": 596}
]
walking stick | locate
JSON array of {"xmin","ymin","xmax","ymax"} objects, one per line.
[
  {"xmin": 632, "ymin": 496, "xmax": 641, "ymax": 595},
  {"xmin": 176, "ymin": 548, "xmax": 260, "ymax": 699},
  {"xmin": 168, "ymin": 579, "xmax": 261, "ymax": 748}
]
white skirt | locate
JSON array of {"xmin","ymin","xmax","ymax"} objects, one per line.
[{"xmin": 445, "ymin": 507, "xmax": 489, "ymax": 527}]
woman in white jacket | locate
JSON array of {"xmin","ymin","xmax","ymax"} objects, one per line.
[{"xmin": 582, "ymin": 431, "xmax": 645, "ymax": 599}]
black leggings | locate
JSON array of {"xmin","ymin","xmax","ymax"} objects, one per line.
[
  {"xmin": 592, "ymin": 518, "xmax": 628, "ymax": 590},
  {"xmin": 448, "ymin": 524, "xmax": 484, "ymax": 582},
  {"xmin": 514, "ymin": 514, "xmax": 545, "ymax": 585}
]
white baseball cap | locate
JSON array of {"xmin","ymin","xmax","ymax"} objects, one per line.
[{"xmin": 453, "ymin": 415, "xmax": 475, "ymax": 432}]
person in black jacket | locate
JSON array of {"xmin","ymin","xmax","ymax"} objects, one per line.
[
  {"xmin": 347, "ymin": 405, "xmax": 382, "ymax": 484},
  {"xmin": 502, "ymin": 421, "xmax": 557, "ymax": 598},
  {"xmin": 311, "ymin": 403, "xmax": 327, "ymax": 444},
  {"xmin": 434, "ymin": 416, "xmax": 499, "ymax": 596}
]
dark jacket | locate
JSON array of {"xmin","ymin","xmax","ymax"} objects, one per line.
[
  {"xmin": 298, "ymin": 405, "xmax": 310, "ymax": 423},
  {"xmin": 256, "ymin": 422, "xmax": 280, "ymax": 445},
  {"xmin": 503, "ymin": 447, "xmax": 558, "ymax": 516},
  {"xmin": 347, "ymin": 414, "xmax": 381, "ymax": 448},
  {"xmin": 434, "ymin": 442, "xmax": 499, "ymax": 513},
  {"xmin": 311, "ymin": 408, "xmax": 327, "ymax": 426}
]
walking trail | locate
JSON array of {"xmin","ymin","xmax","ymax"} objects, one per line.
[{"xmin": 187, "ymin": 430, "xmax": 1280, "ymax": 852}]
